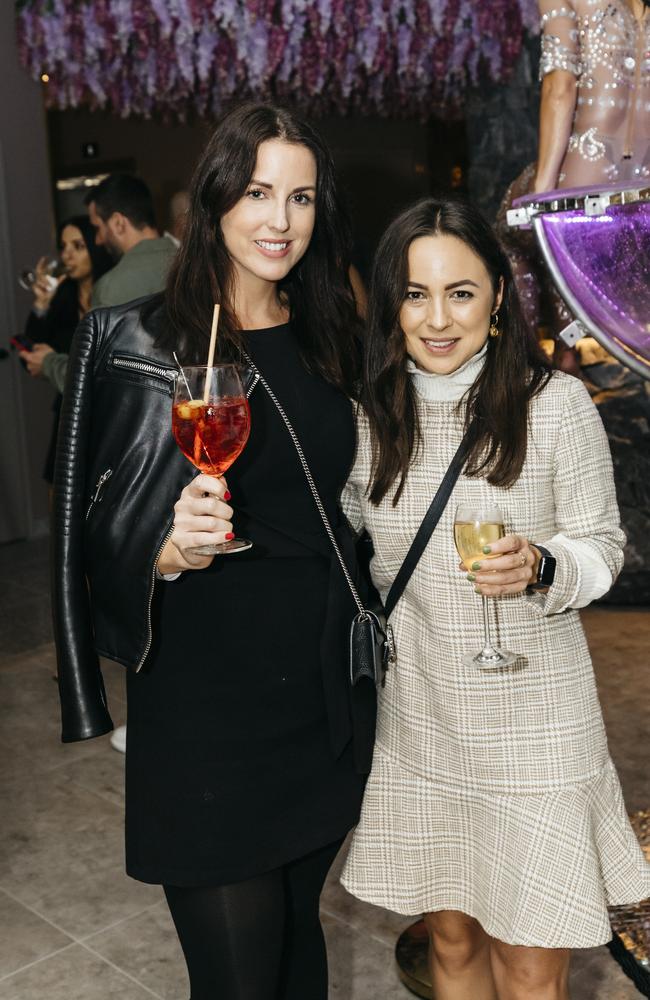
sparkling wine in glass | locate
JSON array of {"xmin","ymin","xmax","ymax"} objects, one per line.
[
  {"xmin": 454, "ymin": 503, "xmax": 517, "ymax": 669},
  {"xmin": 172, "ymin": 364, "xmax": 252, "ymax": 556}
]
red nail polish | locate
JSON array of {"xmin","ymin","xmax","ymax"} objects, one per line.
[
  {"xmin": 225, "ymin": 532, "xmax": 235, "ymax": 541},
  {"xmin": 224, "ymin": 490, "xmax": 232, "ymax": 501}
]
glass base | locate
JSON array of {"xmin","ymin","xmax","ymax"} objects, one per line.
[
  {"xmin": 462, "ymin": 647, "xmax": 517, "ymax": 670},
  {"xmin": 188, "ymin": 538, "xmax": 252, "ymax": 557}
]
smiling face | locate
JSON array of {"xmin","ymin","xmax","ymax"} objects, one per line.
[
  {"xmin": 220, "ymin": 139, "xmax": 317, "ymax": 295},
  {"xmin": 400, "ymin": 234, "xmax": 503, "ymax": 375},
  {"xmin": 59, "ymin": 225, "xmax": 92, "ymax": 282}
]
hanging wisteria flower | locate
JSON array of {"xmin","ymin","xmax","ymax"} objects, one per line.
[{"xmin": 15, "ymin": 0, "xmax": 540, "ymax": 120}]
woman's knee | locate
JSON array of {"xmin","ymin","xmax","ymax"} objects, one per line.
[
  {"xmin": 491, "ymin": 939, "xmax": 570, "ymax": 994},
  {"xmin": 423, "ymin": 910, "xmax": 488, "ymax": 972}
]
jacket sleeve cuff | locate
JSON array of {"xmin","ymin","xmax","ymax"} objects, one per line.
[
  {"xmin": 525, "ymin": 540, "xmax": 581, "ymax": 617},
  {"xmin": 155, "ymin": 568, "xmax": 182, "ymax": 582},
  {"xmin": 41, "ymin": 350, "xmax": 56, "ymax": 377},
  {"xmin": 549, "ymin": 533, "xmax": 613, "ymax": 608}
]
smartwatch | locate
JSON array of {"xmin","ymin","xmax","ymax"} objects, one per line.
[{"xmin": 528, "ymin": 544, "xmax": 556, "ymax": 592}]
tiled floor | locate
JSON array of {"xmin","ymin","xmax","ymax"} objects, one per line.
[{"xmin": 0, "ymin": 537, "xmax": 646, "ymax": 999}]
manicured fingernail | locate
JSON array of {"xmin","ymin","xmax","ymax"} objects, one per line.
[
  {"xmin": 482, "ymin": 545, "xmax": 491, "ymax": 554},
  {"xmin": 224, "ymin": 490, "xmax": 232, "ymax": 501},
  {"xmin": 471, "ymin": 561, "xmax": 481, "ymax": 571},
  {"xmin": 467, "ymin": 573, "xmax": 476, "ymax": 582},
  {"xmin": 225, "ymin": 532, "xmax": 234, "ymax": 540},
  {"xmin": 474, "ymin": 586, "xmax": 481, "ymax": 594}
]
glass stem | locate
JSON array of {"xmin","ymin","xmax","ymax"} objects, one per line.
[{"xmin": 480, "ymin": 596, "xmax": 497, "ymax": 657}]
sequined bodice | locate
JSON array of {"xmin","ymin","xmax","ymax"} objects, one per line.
[{"xmin": 540, "ymin": 0, "xmax": 650, "ymax": 183}]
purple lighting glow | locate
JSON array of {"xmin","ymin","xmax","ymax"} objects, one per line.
[{"xmin": 534, "ymin": 203, "xmax": 650, "ymax": 378}]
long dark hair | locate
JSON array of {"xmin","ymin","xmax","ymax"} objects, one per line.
[
  {"xmin": 157, "ymin": 102, "xmax": 362, "ymax": 395},
  {"xmin": 42, "ymin": 217, "xmax": 112, "ymax": 353},
  {"xmin": 51, "ymin": 215, "xmax": 111, "ymax": 331},
  {"xmin": 363, "ymin": 196, "xmax": 552, "ymax": 506}
]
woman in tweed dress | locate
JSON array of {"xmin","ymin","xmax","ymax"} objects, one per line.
[{"xmin": 341, "ymin": 197, "xmax": 650, "ymax": 1000}]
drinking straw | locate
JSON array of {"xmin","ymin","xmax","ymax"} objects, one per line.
[
  {"xmin": 173, "ymin": 351, "xmax": 216, "ymax": 471},
  {"xmin": 172, "ymin": 352, "xmax": 192, "ymax": 398},
  {"xmin": 204, "ymin": 303, "xmax": 220, "ymax": 402}
]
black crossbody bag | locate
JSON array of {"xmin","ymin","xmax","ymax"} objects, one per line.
[
  {"xmin": 351, "ymin": 433, "xmax": 471, "ymax": 686},
  {"xmin": 247, "ymin": 356, "xmax": 470, "ymax": 688}
]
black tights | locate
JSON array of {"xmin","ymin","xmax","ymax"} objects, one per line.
[{"xmin": 164, "ymin": 839, "xmax": 342, "ymax": 1000}]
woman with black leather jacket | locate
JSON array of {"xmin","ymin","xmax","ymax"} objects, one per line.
[{"xmin": 53, "ymin": 103, "xmax": 375, "ymax": 1000}]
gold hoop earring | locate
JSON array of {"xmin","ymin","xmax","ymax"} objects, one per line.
[{"xmin": 489, "ymin": 312, "xmax": 500, "ymax": 338}]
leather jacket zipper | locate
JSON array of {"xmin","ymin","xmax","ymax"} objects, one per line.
[
  {"xmin": 136, "ymin": 521, "xmax": 175, "ymax": 673},
  {"xmin": 110, "ymin": 356, "xmax": 177, "ymax": 382},
  {"xmin": 246, "ymin": 371, "xmax": 260, "ymax": 398},
  {"xmin": 86, "ymin": 469, "xmax": 113, "ymax": 520}
]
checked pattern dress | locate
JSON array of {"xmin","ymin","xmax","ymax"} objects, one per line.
[{"xmin": 341, "ymin": 372, "xmax": 650, "ymax": 948}]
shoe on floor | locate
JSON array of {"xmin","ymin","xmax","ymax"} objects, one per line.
[{"xmin": 110, "ymin": 724, "xmax": 127, "ymax": 754}]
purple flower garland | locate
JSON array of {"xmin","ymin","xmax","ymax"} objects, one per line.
[{"xmin": 15, "ymin": 0, "xmax": 540, "ymax": 119}]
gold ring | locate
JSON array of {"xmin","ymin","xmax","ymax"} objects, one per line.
[{"xmin": 520, "ymin": 552, "xmax": 526, "ymax": 567}]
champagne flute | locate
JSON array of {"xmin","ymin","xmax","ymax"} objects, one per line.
[
  {"xmin": 454, "ymin": 503, "xmax": 517, "ymax": 668},
  {"xmin": 172, "ymin": 364, "xmax": 252, "ymax": 556}
]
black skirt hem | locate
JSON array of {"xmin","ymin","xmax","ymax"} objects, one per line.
[{"xmin": 125, "ymin": 817, "xmax": 356, "ymax": 888}]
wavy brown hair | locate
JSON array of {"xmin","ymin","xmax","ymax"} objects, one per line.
[
  {"xmin": 154, "ymin": 102, "xmax": 362, "ymax": 396},
  {"xmin": 363, "ymin": 196, "xmax": 552, "ymax": 505}
]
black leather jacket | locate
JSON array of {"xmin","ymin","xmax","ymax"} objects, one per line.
[
  {"xmin": 53, "ymin": 297, "xmax": 190, "ymax": 742},
  {"xmin": 53, "ymin": 297, "xmax": 375, "ymax": 769}
]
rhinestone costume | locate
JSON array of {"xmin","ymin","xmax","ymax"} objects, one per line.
[{"xmin": 540, "ymin": 0, "xmax": 650, "ymax": 184}]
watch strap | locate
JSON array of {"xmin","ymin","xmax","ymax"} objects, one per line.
[{"xmin": 529, "ymin": 543, "xmax": 556, "ymax": 591}]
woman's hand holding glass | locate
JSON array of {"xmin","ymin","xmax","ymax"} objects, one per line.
[
  {"xmin": 454, "ymin": 504, "xmax": 532, "ymax": 669},
  {"xmin": 156, "ymin": 474, "xmax": 234, "ymax": 574},
  {"xmin": 30, "ymin": 257, "xmax": 65, "ymax": 311},
  {"xmin": 172, "ymin": 364, "xmax": 252, "ymax": 555},
  {"xmin": 460, "ymin": 533, "xmax": 537, "ymax": 596}
]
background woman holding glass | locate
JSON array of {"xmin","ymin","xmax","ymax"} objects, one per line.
[
  {"xmin": 20, "ymin": 215, "xmax": 111, "ymax": 481},
  {"xmin": 53, "ymin": 103, "xmax": 374, "ymax": 1000},
  {"xmin": 340, "ymin": 196, "xmax": 650, "ymax": 1000}
]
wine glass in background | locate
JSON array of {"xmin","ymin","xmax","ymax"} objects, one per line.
[
  {"xmin": 18, "ymin": 256, "xmax": 63, "ymax": 292},
  {"xmin": 172, "ymin": 364, "xmax": 252, "ymax": 556},
  {"xmin": 454, "ymin": 503, "xmax": 517, "ymax": 668}
]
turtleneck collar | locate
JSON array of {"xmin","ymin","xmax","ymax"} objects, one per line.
[{"xmin": 407, "ymin": 343, "xmax": 488, "ymax": 402}]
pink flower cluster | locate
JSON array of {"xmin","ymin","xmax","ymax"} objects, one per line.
[{"xmin": 16, "ymin": 0, "xmax": 540, "ymax": 119}]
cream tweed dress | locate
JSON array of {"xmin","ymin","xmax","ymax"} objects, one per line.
[{"xmin": 341, "ymin": 356, "xmax": 650, "ymax": 948}]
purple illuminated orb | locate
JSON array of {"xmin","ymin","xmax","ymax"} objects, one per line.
[{"xmin": 511, "ymin": 184, "xmax": 650, "ymax": 380}]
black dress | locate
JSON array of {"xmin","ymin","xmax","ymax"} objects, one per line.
[{"xmin": 125, "ymin": 324, "xmax": 367, "ymax": 886}]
